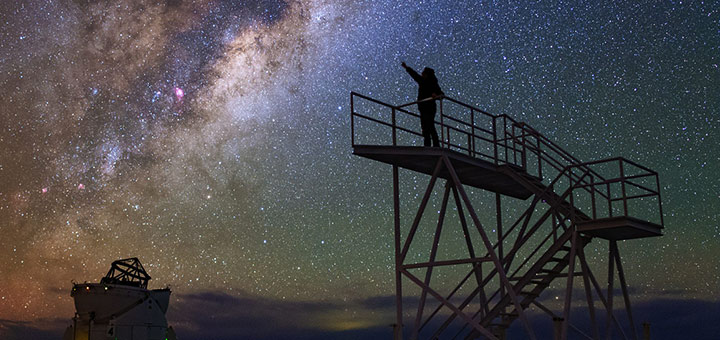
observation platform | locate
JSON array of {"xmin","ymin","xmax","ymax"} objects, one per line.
[
  {"xmin": 353, "ymin": 145, "xmax": 538, "ymax": 200},
  {"xmin": 577, "ymin": 216, "xmax": 663, "ymax": 240},
  {"xmin": 350, "ymin": 92, "xmax": 664, "ymax": 241}
]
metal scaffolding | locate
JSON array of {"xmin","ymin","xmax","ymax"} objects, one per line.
[{"xmin": 351, "ymin": 92, "xmax": 664, "ymax": 340}]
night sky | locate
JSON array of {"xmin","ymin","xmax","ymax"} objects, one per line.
[{"xmin": 0, "ymin": 1, "xmax": 718, "ymax": 339}]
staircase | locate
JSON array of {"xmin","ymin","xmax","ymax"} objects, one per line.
[
  {"xmin": 485, "ymin": 230, "xmax": 588, "ymax": 332},
  {"xmin": 469, "ymin": 165, "xmax": 596, "ymax": 338}
]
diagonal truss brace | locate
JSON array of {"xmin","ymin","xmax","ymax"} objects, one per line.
[{"xmin": 393, "ymin": 155, "xmax": 541, "ymax": 340}]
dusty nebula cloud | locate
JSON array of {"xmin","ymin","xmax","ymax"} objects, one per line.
[{"xmin": 1, "ymin": 0, "xmax": 719, "ymax": 339}]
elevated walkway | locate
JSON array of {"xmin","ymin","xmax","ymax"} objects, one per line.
[{"xmin": 350, "ymin": 91, "xmax": 664, "ymax": 241}]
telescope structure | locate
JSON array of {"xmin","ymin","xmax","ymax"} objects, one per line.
[
  {"xmin": 62, "ymin": 257, "xmax": 177, "ymax": 340},
  {"xmin": 350, "ymin": 92, "xmax": 664, "ymax": 340}
]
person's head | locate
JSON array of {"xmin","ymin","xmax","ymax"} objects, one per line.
[{"xmin": 422, "ymin": 67, "xmax": 436, "ymax": 79}]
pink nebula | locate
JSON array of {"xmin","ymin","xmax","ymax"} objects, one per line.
[{"xmin": 174, "ymin": 87, "xmax": 185, "ymax": 101}]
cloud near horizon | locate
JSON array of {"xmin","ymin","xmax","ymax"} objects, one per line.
[{"xmin": 2, "ymin": 292, "xmax": 719, "ymax": 340}]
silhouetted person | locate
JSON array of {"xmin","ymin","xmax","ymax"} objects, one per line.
[{"xmin": 402, "ymin": 62, "xmax": 444, "ymax": 147}]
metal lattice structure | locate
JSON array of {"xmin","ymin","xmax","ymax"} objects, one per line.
[
  {"xmin": 100, "ymin": 257, "xmax": 151, "ymax": 289},
  {"xmin": 350, "ymin": 92, "xmax": 664, "ymax": 340}
]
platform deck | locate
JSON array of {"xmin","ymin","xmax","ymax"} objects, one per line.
[
  {"xmin": 353, "ymin": 145, "xmax": 536, "ymax": 199},
  {"xmin": 577, "ymin": 216, "xmax": 663, "ymax": 240}
]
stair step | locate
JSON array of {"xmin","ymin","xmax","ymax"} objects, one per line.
[
  {"xmin": 547, "ymin": 257, "xmax": 566, "ymax": 262},
  {"xmin": 539, "ymin": 268, "xmax": 561, "ymax": 274},
  {"xmin": 531, "ymin": 274, "xmax": 552, "ymax": 280},
  {"xmin": 554, "ymin": 272, "xmax": 584, "ymax": 278},
  {"xmin": 509, "ymin": 272, "xmax": 559, "ymax": 282}
]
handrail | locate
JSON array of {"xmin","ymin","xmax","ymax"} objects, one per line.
[
  {"xmin": 503, "ymin": 118, "xmax": 605, "ymax": 183},
  {"xmin": 352, "ymin": 92, "xmax": 511, "ymax": 163},
  {"xmin": 567, "ymin": 158, "xmax": 663, "ymax": 225},
  {"xmin": 397, "ymin": 95, "xmax": 445, "ymax": 109}
]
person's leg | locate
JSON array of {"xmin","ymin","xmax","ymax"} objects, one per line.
[
  {"xmin": 430, "ymin": 120, "xmax": 439, "ymax": 147},
  {"xmin": 420, "ymin": 111, "xmax": 432, "ymax": 146},
  {"xmin": 422, "ymin": 104, "xmax": 440, "ymax": 147}
]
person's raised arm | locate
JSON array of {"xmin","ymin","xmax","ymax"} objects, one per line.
[{"xmin": 401, "ymin": 62, "xmax": 423, "ymax": 83}]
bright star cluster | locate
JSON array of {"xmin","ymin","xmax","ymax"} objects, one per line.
[{"xmin": 0, "ymin": 0, "xmax": 717, "ymax": 339}]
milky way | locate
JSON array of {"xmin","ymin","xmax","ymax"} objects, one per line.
[{"xmin": 0, "ymin": 1, "xmax": 718, "ymax": 339}]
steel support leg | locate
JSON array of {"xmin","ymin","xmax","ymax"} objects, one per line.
[
  {"xmin": 412, "ymin": 183, "xmax": 451, "ymax": 339},
  {"xmin": 578, "ymin": 248, "xmax": 600, "ymax": 340},
  {"xmin": 606, "ymin": 242, "xmax": 615, "ymax": 340},
  {"xmin": 452, "ymin": 185, "xmax": 489, "ymax": 317},
  {"xmin": 561, "ymin": 231, "xmax": 578, "ymax": 340},
  {"xmin": 613, "ymin": 241, "xmax": 638, "ymax": 340},
  {"xmin": 393, "ymin": 165, "xmax": 403, "ymax": 340},
  {"xmin": 582, "ymin": 253, "xmax": 628, "ymax": 340},
  {"xmin": 400, "ymin": 159, "xmax": 443, "ymax": 262}
]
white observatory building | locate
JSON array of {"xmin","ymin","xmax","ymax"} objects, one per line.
[{"xmin": 62, "ymin": 257, "xmax": 177, "ymax": 340}]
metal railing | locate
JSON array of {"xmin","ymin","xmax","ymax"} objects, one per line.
[
  {"xmin": 567, "ymin": 157, "xmax": 664, "ymax": 226},
  {"xmin": 351, "ymin": 92, "xmax": 521, "ymax": 166},
  {"xmin": 350, "ymin": 92, "xmax": 663, "ymax": 227},
  {"xmin": 351, "ymin": 92, "xmax": 592, "ymax": 175}
]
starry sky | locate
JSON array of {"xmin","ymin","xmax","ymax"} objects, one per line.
[{"xmin": 0, "ymin": 1, "xmax": 718, "ymax": 339}]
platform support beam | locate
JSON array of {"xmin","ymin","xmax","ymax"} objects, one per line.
[
  {"xmin": 393, "ymin": 165, "xmax": 403, "ymax": 340},
  {"xmin": 578, "ymin": 247, "xmax": 600, "ymax": 340},
  {"xmin": 442, "ymin": 155, "xmax": 537, "ymax": 340},
  {"xmin": 384, "ymin": 152, "xmax": 644, "ymax": 339},
  {"xmin": 452, "ymin": 185, "xmax": 489, "ymax": 318},
  {"xmin": 496, "ymin": 193, "xmax": 505, "ymax": 299},
  {"xmin": 605, "ymin": 241, "xmax": 615, "ymax": 340},
  {"xmin": 391, "ymin": 155, "xmax": 546, "ymax": 340},
  {"xmin": 613, "ymin": 240, "xmax": 638, "ymax": 340},
  {"xmin": 581, "ymin": 251, "xmax": 628, "ymax": 340},
  {"xmin": 412, "ymin": 182, "xmax": 451, "ymax": 339},
  {"xmin": 561, "ymin": 230, "xmax": 578, "ymax": 340}
]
